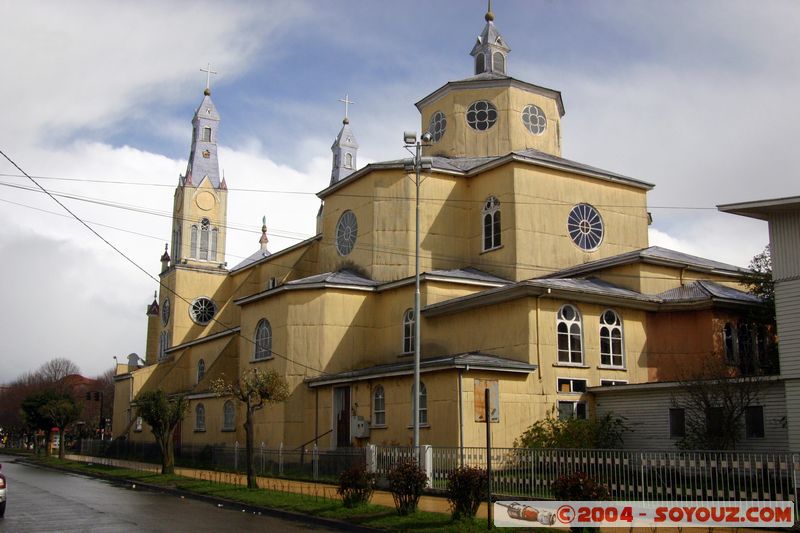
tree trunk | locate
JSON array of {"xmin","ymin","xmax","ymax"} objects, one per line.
[
  {"xmin": 245, "ymin": 404, "xmax": 256, "ymax": 489},
  {"xmin": 45, "ymin": 432, "xmax": 52, "ymax": 457},
  {"xmin": 160, "ymin": 430, "xmax": 175, "ymax": 475}
]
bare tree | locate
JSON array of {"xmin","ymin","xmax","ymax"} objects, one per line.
[
  {"xmin": 36, "ymin": 358, "xmax": 81, "ymax": 387},
  {"xmin": 672, "ymin": 359, "xmax": 764, "ymax": 450},
  {"xmin": 212, "ymin": 368, "xmax": 289, "ymax": 489}
]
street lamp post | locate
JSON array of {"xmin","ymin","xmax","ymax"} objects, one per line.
[{"xmin": 403, "ymin": 131, "xmax": 432, "ymax": 454}]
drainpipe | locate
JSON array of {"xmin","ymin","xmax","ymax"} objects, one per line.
[
  {"xmin": 314, "ymin": 388, "xmax": 319, "ymax": 446},
  {"xmin": 535, "ymin": 293, "xmax": 545, "ymax": 381},
  {"xmin": 458, "ymin": 369, "xmax": 464, "ymax": 465}
]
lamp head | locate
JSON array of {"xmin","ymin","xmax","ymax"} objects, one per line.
[
  {"xmin": 421, "ymin": 132, "xmax": 433, "ymax": 143},
  {"xmin": 403, "ymin": 131, "xmax": 417, "ymax": 145}
]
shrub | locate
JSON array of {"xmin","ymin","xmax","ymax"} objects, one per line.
[
  {"xmin": 387, "ymin": 459, "xmax": 428, "ymax": 515},
  {"xmin": 515, "ymin": 410, "xmax": 630, "ymax": 449},
  {"xmin": 336, "ymin": 465, "xmax": 377, "ymax": 508},
  {"xmin": 446, "ymin": 466, "xmax": 487, "ymax": 519},
  {"xmin": 552, "ymin": 471, "xmax": 610, "ymax": 501}
]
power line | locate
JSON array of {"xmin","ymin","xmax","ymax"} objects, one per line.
[{"xmin": 0, "ymin": 149, "xmax": 329, "ymax": 376}]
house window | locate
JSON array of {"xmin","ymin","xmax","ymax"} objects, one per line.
[
  {"xmin": 557, "ymin": 305, "xmax": 583, "ymax": 364},
  {"xmin": 482, "ymin": 196, "xmax": 501, "ymax": 251},
  {"xmin": 723, "ymin": 322, "xmax": 736, "ymax": 363},
  {"xmin": 745, "ymin": 406, "xmax": 765, "ymax": 438},
  {"xmin": 600, "ymin": 380, "xmax": 628, "ymax": 386},
  {"xmin": 557, "ymin": 378, "xmax": 587, "ymax": 393},
  {"xmin": 197, "ymin": 359, "xmax": 205, "ymax": 383},
  {"xmin": 195, "ymin": 403, "xmax": 206, "ymax": 431},
  {"xmin": 223, "ymin": 400, "xmax": 235, "ymax": 431},
  {"xmin": 412, "ymin": 381, "xmax": 428, "ymax": 425},
  {"xmin": 202, "ymin": 127, "xmax": 212, "ymax": 142},
  {"xmin": 558, "ymin": 401, "xmax": 586, "ymax": 420},
  {"xmin": 669, "ymin": 408, "xmax": 685, "ymax": 438},
  {"xmin": 254, "ymin": 319, "xmax": 272, "ymax": 360},
  {"xmin": 706, "ymin": 407, "xmax": 724, "ymax": 438},
  {"xmin": 600, "ymin": 309, "xmax": 624, "ymax": 367},
  {"xmin": 403, "ymin": 309, "xmax": 414, "ymax": 354},
  {"xmin": 373, "ymin": 385, "xmax": 386, "ymax": 426}
]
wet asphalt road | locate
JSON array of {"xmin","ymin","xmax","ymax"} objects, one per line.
[{"xmin": 0, "ymin": 454, "xmax": 338, "ymax": 532}]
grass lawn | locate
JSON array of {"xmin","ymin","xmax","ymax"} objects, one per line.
[{"xmin": 25, "ymin": 456, "xmax": 537, "ymax": 532}]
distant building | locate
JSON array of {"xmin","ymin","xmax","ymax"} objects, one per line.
[{"xmin": 113, "ymin": 6, "xmax": 768, "ymax": 450}]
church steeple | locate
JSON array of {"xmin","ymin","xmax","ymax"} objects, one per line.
[
  {"xmin": 470, "ymin": 0, "xmax": 510, "ymax": 76},
  {"xmin": 330, "ymin": 94, "xmax": 359, "ymax": 185},
  {"xmin": 184, "ymin": 77, "xmax": 222, "ymax": 188}
]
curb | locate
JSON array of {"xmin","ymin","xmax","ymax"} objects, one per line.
[{"xmin": 15, "ymin": 458, "xmax": 383, "ymax": 532}]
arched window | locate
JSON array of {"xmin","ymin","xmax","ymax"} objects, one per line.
[
  {"xmin": 373, "ymin": 385, "xmax": 386, "ymax": 426},
  {"xmin": 223, "ymin": 400, "xmax": 235, "ymax": 430},
  {"xmin": 493, "ymin": 51, "xmax": 505, "ymax": 74},
  {"xmin": 418, "ymin": 381, "xmax": 428, "ymax": 425},
  {"xmin": 190, "ymin": 225, "xmax": 198, "ymax": 258},
  {"xmin": 723, "ymin": 322, "xmax": 736, "ymax": 363},
  {"xmin": 599, "ymin": 310, "xmax": 624, "ymax": 367},
  {"xmin": 475, "ymin": 52, "xmax": 485, "ymax": 74},
  {"xmin": 344, "ymin": 153, "xmax": 353, "ymax": 169},
  {"xmin": 403, "ymin": 309, "xmax": 414, "ymax": 354},
  {"xmin": 199, "ymin": 218, "xmax": 210, "ymax": 260},
  {"xmin": 210, "ymin": 228, "xmax": 218, "ymax": 261},
  {"xmin": 482, "ymin": 196, "xmax": 501, "ymax": 251},
  {"xmin": 202, "ymin": 127, "xmax": 212, "ymax": 142},
  {"xmin": 557, "ymin": 305, "xmax": 583, "ymax": 364},
  {"xmin": 158, "ymin": 331, "xmax": 170, "ymax": 361},
  {"xmin": 197, "ymin": 359, "xmax": 205, "ymax": 383},
  {"xmin": 254, "ymin": 319, "xmax": 272, "ymax": 360},
  {"xmin": 195, "ymin": 403, "xmax": 206, "ymax": 431}
]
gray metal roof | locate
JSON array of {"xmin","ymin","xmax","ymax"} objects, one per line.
[
  {"xmin": 428, "ymin": 267, "xmax": 511, "ymax": 284},
  {"xmin": 658, "ymin": 280, "xmax": 761, "ymax": 304},
  {"xmin": 511, "ymin": 149, "xmax": 653, "ymax": 189},
  {"xmin": 542, "ymin": 246, "xmax": 749, "ymax": 279},
  {"xmin": 285, "ymin": 269, "xmax": 380, "ymax": 288},
  {"xmin": 527, "ymin": 277, "xmax": 660, "ymax": 303},
  {"xmin": 305, "ymin": 352, "xmax": 536, "ymax": 387},
  {"xmin": 230, "ymin": 249, "xmax": 271, "ymax": 271}
]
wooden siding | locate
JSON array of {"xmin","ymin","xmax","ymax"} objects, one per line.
[
  {"xmin": 768, "ymin": 212, "xmax": 800, "ymax": 280},
  {"xmin": 593, "ymin": 382, "xmax": 789, "ymax": 451},
  {"xmin": 784, "ymin": 380, "xmax": 800, "ymax": 451},
  {"xmin": 776, "ymin": 278, "xmax": 800, "ymax": 378}
]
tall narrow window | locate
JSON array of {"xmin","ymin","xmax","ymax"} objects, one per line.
[
  {"xmin": 210, "ymin": 228, "xmax": 218, "ymax": 261},
  {"xmin": 557, "ymin": 305, "xmax": 583, "ymax": 364},
  {"xmin": 344, "ymin": 153, "xmax": 353, "ymax": 169},
  {"xmin": 482, "ymin": 196, "xmax": 501, "ymax": 251},
  {"xmin": 475, "ymin": 52, "xmax": 485, "ymax": 74},
  {"xmin": 493, "ymin": 51, "xmax": 505, "ymax": 74},
  {"xmin": 223, "ymin": 400, "xmax": 235, "ymax": 430},
  {"xmin": 158, "ymin": 331, "xmax": 170, "ymax": 361},
  {"xmin": 723, "ymin": 322, "xmax": 736, "ymax": 363},
  {"xmin": 254, "ymin": 319, "xmax": 272, "ymax": 360},
  {"xmin": 600, "ymin": 310, "xmax": 624, "ymax": 367},
  {"xmin": 190, "ymin": 225, "xmax": 198, "ymax": 258},
  {"xmin": 417, "ymin": 381, "xmax": 428, "ymax": 425},
  {"xmin": 195, "ymin": 404, "xmax": 206, "ymax": 431},
  {"xmin": 745, "ymin": 406, "xmax": 765, "ymax": 438},
  {"xmin": 197, "ymin": 359, "xmax": 205, "ymax": 383},
  {"xmin": 403, "ymin": 309, "xmax": 414, "ymax": 354},
  {"xmin": 669, "ymin": 408, "xmax": 686, "ymax": 438},
  {"xmin": 199, "ymin": 218, "xmax": 210, "ymax": 260},
  {"xmin": 202, "ymin": 127, "xmax": 212, "ymax": 142},
  {"xmin": 373, "ymin": 385, "xmax": 386, "ymax": 426}
]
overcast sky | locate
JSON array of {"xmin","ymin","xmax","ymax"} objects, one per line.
[{"xmin": 1, "ymin": 0, "xmax": 798, "ymax": 383}]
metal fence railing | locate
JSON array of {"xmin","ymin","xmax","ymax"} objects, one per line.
[{"xmin": 77, "ymin": 439, "xmax": 798, "ymax": 508}]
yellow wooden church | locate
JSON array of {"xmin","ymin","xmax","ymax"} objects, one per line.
[{"xmin": 113, "ymin": 6, "xmax": 766, "ymax": 450}]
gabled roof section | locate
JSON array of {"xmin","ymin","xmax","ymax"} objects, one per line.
[
  {"xmin": 427, "ymin": 267, "xmax": 511, "ymax": 285},
  {"xmin": 231, "ymin": 249, "xmax": 271, "ymax": 271},
  {"xmin": 305, "ymin": 352, "xmax": 536, "ymax": 388},
  {"xmin": 657, "ymin": 280, "xmax": 761, "ymax": 304},
  {"xmin": 229, "ymin": 234, "xmax": 321, "ymax": 274},
  {"xmin": 285, "ymin": 269, "xmax": 380, "ymax": 288},
  {"xmin": 541, "ymin": 246, "xmax": 749, "ymax": 280}
]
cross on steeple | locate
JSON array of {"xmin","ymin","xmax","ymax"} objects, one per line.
[
  {"xmin": 338, "ymin": 94, "xmax": 354, "ymax": 123},
  {"xmin": 200, "ymin": 63, "xmax": 218, "ymax": 92}
]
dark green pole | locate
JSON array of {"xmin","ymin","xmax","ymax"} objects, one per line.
[{"xmin": 485, "ymin": 387, "xmax": 492, "ymax": 529}]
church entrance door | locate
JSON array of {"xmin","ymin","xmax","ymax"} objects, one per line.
[{"xmin": 333, "ymin": 386, "xmax": 351, "ymax": 448}]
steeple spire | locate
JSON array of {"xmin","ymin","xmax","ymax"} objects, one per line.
[
  {"xmin": 184, "ymin": 69, "xmax": 222, "ymax": 189},
  {"xmin": 330, "ymin": 94, "xmax": 359, "ymax": 185},
  {"xmin": 470, "ymin": 1, "xmax": 510, "ymax": 76},
  {"xmin": 259, "ymin": 216, "xmax": 269, "ymax": 252}
]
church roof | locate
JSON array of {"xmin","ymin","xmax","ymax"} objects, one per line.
[
  {"xmin": 285, "ymin": 269, "xmax": 380, "ymax": 288},
  {"xmin": 657, "ymin": 280, "xmax": 761, "ymax": 304},
  {"xmin": 541, "ymin": 246, "xmax": 749, "ymax": 279},
  {"xmin": 305, "ymin": 351, "xmax": 536, "ymax": 387},
  {"xmin": 470, "ymin": 18, "xmax": 509, "ymax": 56},
  {"xmin": 318, "ymin": 147, "xmax": 652, "ymax": 199},
  {"xmin": 230, "ymin": 249, "xmax": 272, "ymax": 271},
  {"xmin": 427, "ymin": 267, "xmax": 511, "ymax": 285}
]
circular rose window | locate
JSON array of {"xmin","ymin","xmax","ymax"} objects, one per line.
[
  {"xmin": 521, "ymin": 104, "xmax": 547, "ymax": 135},
  {"xmin": 466, "ymin": 100, "xmax": 498, "ymax": 131},
  {"xmin": 335, "ymin": 210, "xmax": 358, "ymax": 256},
  {"xmin": 428, "ymin": 111, "xmax": 447, "ymax": 142},
  {"xmin": 567, "ymin": 203, "xmax": 604, "ymax": 251},
  {"xmin": 189, "ymin": 297, "xmax": 216, "ymax": 325}
]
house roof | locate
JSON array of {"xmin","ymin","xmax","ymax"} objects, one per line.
[
  {"xmin": 541, "ymin": 246, "xmax": 749, "ymax": 279},
  {"xmin": 305, "ymin": 352, "xmax": 536, "ymax": 388},
  {"xmin": 657, "ymin": 280, "xmax": 761, "ymax": 304},
  {"xmin": 718, "ymin": 195, "xmax": 800, "ymax": 221},
  {"xmin": 588, "ymin": 375, "xmax": 782, "ymax": 393}
]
